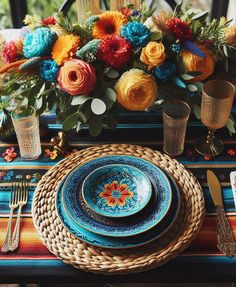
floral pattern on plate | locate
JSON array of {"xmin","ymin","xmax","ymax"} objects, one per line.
[{"xmin": 82, "ymin": 164, "xmax": 152, "ymax": 217}]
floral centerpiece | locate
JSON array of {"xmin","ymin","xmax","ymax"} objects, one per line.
[{"xmin": 0, "ymin": 2, "xmax": 236, "ymax": 136}]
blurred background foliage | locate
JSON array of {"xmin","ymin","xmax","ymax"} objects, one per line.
[
  {"xmin": 0, "ymin": 0, "xmax": 78, "ymax": 29},
  {"xmin": 0, "ymin": 0, "xmax": 212, "ymax": 29}
]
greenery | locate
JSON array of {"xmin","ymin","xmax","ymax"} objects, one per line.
[{"xmin": 0, "ymin": 1, "xmax": 235, "ymax": 136}]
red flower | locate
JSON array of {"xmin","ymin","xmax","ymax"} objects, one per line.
[
  {"xmin": 2, "ymin": 41, "xmax": 19, "ymax": 63},
  {"xmin": 2, "ymin": 147, "xmax": 17, "ymax": 162},
  {"xmin": 227, "ymin": 149, "xmax": 236, "ymax": 156},
  {"xmin": 44, "ymin": 148, "xmax": 58, "ymax": 160},
  {"xmin": 167, "ymin": 18, "xmax": 192, "ymax": 41},
  {"xmin": 120, "ymin": 7, "xmax": 133, "ymax": 17},
  {"xmin": 97, "ymin": 35, "xmax": 132, "ymax": 69},
  {"xmin": 99, "ymin": 180, "xmax": 134, "ymax": 207},
  {"xmin": 42, "ymin": 16, "xmax": 56, "ymax": 26},
  {"xmin": 0, "ymin": 171, "xmax": 6, "ymax": 179},
  {"xmin": 204, "ymin": 155, "xmax": 212, "ymax": 161}
]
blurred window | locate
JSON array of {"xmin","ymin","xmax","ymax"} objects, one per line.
[
  {"xmin": 0, "ymin": 0, "xmax": 12, "ymax": 29},
  {"xmin": 27, "ymin": 0, "xmax": 77, "ymax": 22}
]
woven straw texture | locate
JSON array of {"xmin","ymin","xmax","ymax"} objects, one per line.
[{"xmin": 32, "ymin": 144, "xmax": 205, "ymax": 274}]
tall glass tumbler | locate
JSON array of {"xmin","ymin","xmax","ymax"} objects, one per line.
[
  {"xmin": 11, "ymin": 106, "xmax": 41, "ymax": 159},
  {"xmin": 163, "ymin": 100, "xmax": 190, "ymax": 156}
]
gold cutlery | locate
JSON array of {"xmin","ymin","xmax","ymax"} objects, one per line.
[
  {"xmin": 10, "ymin": 180, "xmax": 28, "ymax": 251},
  {"xmin": 207, "ymin": 170, "xmax": 235, "ymax": 257}
]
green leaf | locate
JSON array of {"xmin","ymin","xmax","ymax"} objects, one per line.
[
  {"xmin": 223, "ymin": 45, "xmax": 228, "ymax": 58},
  {"xmin": 151, "ymin": 31, "xmax": 162, "ymax": 41},
  {"xmin": 88, "ymin": 116, "xmax": 103, "ymax": 136},
  {"xmin": 76, "ymin": 121, "xmax": 82, "ymax": 132},
  {"xmin": 104, "ymin": 68, "xmax": 120, "ymax": 79},
  {"xmin": 91, "ymin": 98, "xmax": 107, "ymax": 115},
  {"xmin": 37, "ymin": 83, "xmax": 46, "ymax": 98},
  {"xmin": 192, "ymin": 20, "xmax": 201, "ymax": 34},
  {"xmin": 47, "ymin": 90, "xmax": 55, "ymax": 111},
  {"xmin": 173, "ymin": 1, "xmax": 182, "ymax": 17},
  {"xmin": 181, "ymin": 74, "xmax": 194, "ymax": 80},
  {"xmin": 193, "ymin": 104, "xmax": 201, "ymax": 119},
  {"xmin": 77, "ymin": 110, "xmax": 87, "ymax": 123},
  {"xmin": 28, "ymin": 95, "xmax": 36, "ymax": 107},
  {"xmin": 62, "ymin": 112, "xmax": 79, "ymax": 131},
  {"xmin": 80, "ymin": 99, "xmax": 93, "ymax": 121},
  {"xmin": 224, "ymin": 57, "xmax": 229, "ymax": 72},
  {"xmin": 36, "ymin": 98, "xmax": 47, "ymax": 116},
  {"xmin": 194, "ymin": 82, "xmax": 204, "ymax": 92},
  {"xmin": 35, "ymin": 96, "xmax": 43, "ymax": 110},
  {"xmin": 226, "ymin": 118, "xmax": 236, "ymax": 135},
  {"xmin": 103, "ymin": 88, "xmax": 116, "ymax": 110},
  {"xmin": 71, "ymin": 95, "xmax": 91, "ymax": 106},
  {"xmin": 187, "ymin": 84, "xmax": 198, "ymax": 92},
  {"xmin": 28, "ymin": 82, "xmax": 44, "ymax": 98},
  {"xmin": 192, "ymin": 11, "xmax": 208, "ymax": 20}
]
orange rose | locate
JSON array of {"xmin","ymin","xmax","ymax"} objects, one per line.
[
  {"xmin": 181, "ymin": 44, "xmax": 215, "ymax": 82},
  {"xmin": 115, "ymin": 69, "xmax": 157, "ymax": 111},
  {"xmin": 140, "ymin": 42, "xmax": 166, "ymax": 70},
  {"xmin": 57, "ymin": 59, "xmax": 96, "ymax": 96}
]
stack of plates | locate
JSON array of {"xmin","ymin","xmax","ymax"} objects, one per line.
[{"xmin": 56, "ymin": 155, "xmax": 181, "ymax": 249}]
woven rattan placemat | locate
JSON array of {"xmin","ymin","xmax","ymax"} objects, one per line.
[{"xmin": 32, "ymin": 144, "xmax": 205, "ymax": 274}]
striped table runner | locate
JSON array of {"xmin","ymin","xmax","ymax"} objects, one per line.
[{"xmin": 0, "ymin": 140, "xmax": 236, "ymax": 271}]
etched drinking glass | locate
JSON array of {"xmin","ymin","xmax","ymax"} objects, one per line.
[
  {"xmin": 163, "ymin": 100, "xmax": 190, "ymax": 156},
  {"xmin": 195, "ymin": 80, "xmax": 235, "ymax": 156},
  {"xmin": 11, "ymin": 106, "xmax": 41, "ymax": 159}
]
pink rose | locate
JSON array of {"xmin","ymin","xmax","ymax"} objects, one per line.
[{"xmin": 57, "ymin": 59, "xmax": 96, "ymax": 96}]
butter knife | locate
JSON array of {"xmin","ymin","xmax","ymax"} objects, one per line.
[{"xmin": 207, "ymin": 170, "xmax": 235, "ymax": 257}]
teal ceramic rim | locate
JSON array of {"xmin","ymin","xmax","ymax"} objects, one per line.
[
  {"xmin": 61, "ymin": 155, "xmax": 173, "ymax": 237},
  {"xmin": 55, "ymin": 174, "xmax": 180, "ymax": 249}
]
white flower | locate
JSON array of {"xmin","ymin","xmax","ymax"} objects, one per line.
[
  {"xmin": 144, "ymin": 17, "xmax": 163, "ymax": 40},
  {"xmin": 144, "ymin": 17, "xmax": 159, "ymax": 33}
]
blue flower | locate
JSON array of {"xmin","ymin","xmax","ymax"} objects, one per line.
[
  {"xmin": 23, "ymin": 27, "xmax": 56, "ymax": 58},
  {"xmin": 171, "ymin": 43, "xmax": 182, "ymax": 54},
  {"xmin": 121, "ymin": 22, "xmax": 151, "ymax": 47},
  {"xmin": 40, "ymin": 60, "xmax": 59, "ymax": 81},
  {"xmin": 154, "ymin": 61, "xmax": 177, "ymax": 81},
  {"xmin": 132, "ymin": 9, "xmax": 141, "ymax": 17}
]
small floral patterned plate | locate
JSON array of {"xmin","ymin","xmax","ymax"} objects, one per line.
[{"xmin": 82, "ymin": 164, "xmax": 152, "ymax": 218}]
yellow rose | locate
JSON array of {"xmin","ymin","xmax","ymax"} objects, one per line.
[
  {"xmin": 115, "ymin": 69, "xmax": 157, "ymax": 111},
  {"xmin": 140, "ymin": 42, "xmax": 166, "ymax": 70},
  {"xmin": 181, "ymin": 44, "xmax": 215, "ymax": 82}
]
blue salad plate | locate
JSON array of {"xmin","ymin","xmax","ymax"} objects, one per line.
[
  {"xmin": 82, "ymin": 164, "xmax": 152, "ymax": 218},
  {"xmin": 61, "ymin": 155, "xmax": 173, "ymax": 237}
]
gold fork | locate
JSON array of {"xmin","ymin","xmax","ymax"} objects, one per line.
[
  {"xmin": 10, "ymin": 179, "xmax": 28, "ymax": 251},
  {"xmin": 1, "ymin": 183, "xmax": 19, "ymax": 253}
]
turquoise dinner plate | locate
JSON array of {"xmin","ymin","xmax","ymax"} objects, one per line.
[
  {"xmin": 56, "ymin": 172, "xmax": 180, "ymax": 249},
  {"xmin": 82, "ymin": 164, "xmax": 152, "ymax": 218},
  {"xmin": 62, "ymin": 155, "xmax": 172, "ymax": 237}
]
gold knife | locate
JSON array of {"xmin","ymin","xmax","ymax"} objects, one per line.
[{"xmin": 207, "ymin": 170, "xmax": 235, "ymax": 257}]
